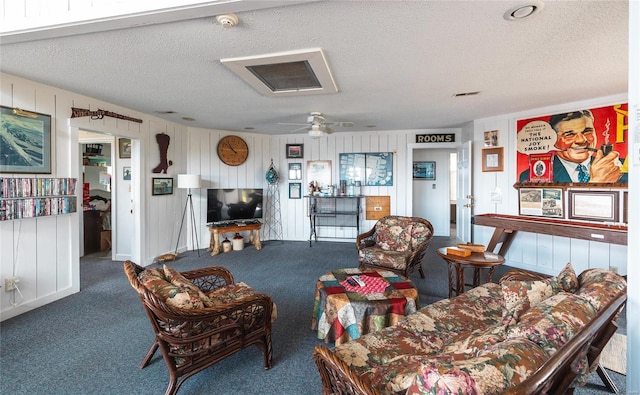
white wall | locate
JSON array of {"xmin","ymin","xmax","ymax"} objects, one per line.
[
  {"xmin": 0, "ymin": 72, "xmax": 188, "ymax": 320},
  {"xmin": 185, "ymin": 128, "xmax": 466, "ymax": 244},
  {"xmin": 472, "ymin": 93, "xmax": 628, "ymax": 276}
]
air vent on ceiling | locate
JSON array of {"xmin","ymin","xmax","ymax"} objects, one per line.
[
  {"xmin": 453, "ymin": 91, "xmax": 480, "ymax": 97},
  {"xmin": 220, "ymin": 48, "xmax": 338, "ymax": 97}
]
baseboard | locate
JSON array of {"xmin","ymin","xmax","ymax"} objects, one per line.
[{"xmin": 0, "ymin": 286, "xmax": 77, "ymax": 322}]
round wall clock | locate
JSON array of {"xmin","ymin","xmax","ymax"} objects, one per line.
[{"xmin": 217, "ymin": 135, "xmax": 249, "ymax": 166}]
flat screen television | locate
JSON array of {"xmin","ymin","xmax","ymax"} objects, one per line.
[{"xmin": 207, "ymin": 188, "xmax": 263, "ymax": 224}]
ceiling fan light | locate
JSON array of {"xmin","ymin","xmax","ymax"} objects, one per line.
[{"xmin": 309, "ymin": 125, "xmax": 324, "ymax": 139}]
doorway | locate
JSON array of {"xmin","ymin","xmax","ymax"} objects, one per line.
[
  {"xmin": 449, "ymin": 152, "xmax": 457, "ymax": 237},
  {"xmin": 80, "ymin": 133, "xmax": 114, "ymax": 258},
  {"xmin": 411, "ymin": 147, "xmax": 457, "ymax": 237}
]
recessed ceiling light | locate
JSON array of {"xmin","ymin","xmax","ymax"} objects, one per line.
[
  {"xmin": 366, "ymin": 125, "xmax": 376, "ymax": 128},
  {"xmin": 244, "ymin": 127, "xmax": 255, "ymax": 130},
  {"xmin": 181, "ymin": 117, "xmax": 195, "ymax": 121},
  {"xmin": 504, "ymin": 1, "xmax": 544, "ymax": 21},
  {"xmin": 155, "ymin": 110, "xmax": 176, "ymax": 114}
]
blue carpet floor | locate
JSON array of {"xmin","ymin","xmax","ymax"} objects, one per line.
[{"xmin": 0, "ymin": 238, "xmax": 626, "ymax": 394}]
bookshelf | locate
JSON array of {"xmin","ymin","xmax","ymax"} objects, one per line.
[{"xmin": 0, "ymin": 177, "xmax": 78, "ymax": 221}]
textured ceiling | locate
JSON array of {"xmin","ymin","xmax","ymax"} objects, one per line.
[{"xmin": 0, "ymin": 1, "xmax": 629, "ymax": 135}]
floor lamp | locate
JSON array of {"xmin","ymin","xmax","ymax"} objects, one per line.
[{"xmin": 175, "ymin": 174, "xmax": 201, "ymax": 256}]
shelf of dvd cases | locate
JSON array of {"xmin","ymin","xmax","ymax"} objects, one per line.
[{"xmin": 0, "ymin": 177, "xmax": 78, "ymax": 221}]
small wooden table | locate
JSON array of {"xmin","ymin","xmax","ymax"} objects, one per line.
[
  {"xmin": 207, "ymin": 223, "xmax": 262, "ymax": 256},
  {"xmin": 437, "ymin": 247, "xmax": 505, "ymax": 298}
]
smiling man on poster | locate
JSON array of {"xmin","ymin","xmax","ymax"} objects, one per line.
[{"xmin": 517, "ymin": 105, "xmax": 628, "ymax": 184}]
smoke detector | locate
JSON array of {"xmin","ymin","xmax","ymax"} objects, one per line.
[{"xmin": 216, "ymin": 14, "xmax": 239, "ymax": 28}]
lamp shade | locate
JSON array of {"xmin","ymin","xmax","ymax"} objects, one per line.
[{"xmin": 177, "ymin": 174, "xmax": 201, "ymax": 189}]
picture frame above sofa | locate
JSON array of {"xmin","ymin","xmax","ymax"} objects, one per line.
[
  {"xmin": 568, "ymin": 190, "xmax": 619, "ymax": 222},
  {"xmin": 519, "ymin": 187, "xmax": 563, "ymax": 218}
]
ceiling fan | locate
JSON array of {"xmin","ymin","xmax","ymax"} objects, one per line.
[{"xmin": 279, "ymin": 112, "xmax": 355, "ymax": 138}]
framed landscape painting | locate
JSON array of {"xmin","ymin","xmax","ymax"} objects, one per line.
[
  {"xmin": 0, "ymin": 106, "xmax": 52, "ymax": 173},
  {"xmin": 152, "ymin": 177, "xmax": 173, "ymax": 195}
]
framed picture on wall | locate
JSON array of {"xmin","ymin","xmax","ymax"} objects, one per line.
[
  {"xmin": 482, "ymin": 147, "xmax": 504, "ymax": 172},
  {"xmin": 119, "ymin": 138, "xmax": 132, "ymax": 158},
  {"xmin": 289, "ymin": 182, "xmax": 302, "ymax": 199},
  {"xmin": 519, "ymin": 187, "xmax": 563, "ymax": 218},
  {"xmin": 568, "ymin": 190, "xmax": 619, "ymax": 222},
  {"xmin": 483, "ymin": 130, "xmax": 499, "ymax": 147},
  {"xmin": 307, "ymin": 160, "xmax": 331, "ymax": 188},
  {"xmin": 0, "ymin": 106, "xmax": 52, "ymax": 174},
  {"xmin": 286, "ymin": 144, "xmax": 304, "ymax": 158},
  {"xmin": 288, "ymin": 163, "xmax": 302, "ymax": 180},
  {"xmin": 413, "ymin": 161, "xmax": 436, "ymax": 180},
  {"xmin": 152, "ymin": 177, "xmax": 173, "ymax": 195}
]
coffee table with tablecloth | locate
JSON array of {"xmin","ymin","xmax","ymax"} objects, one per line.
[{"xmin": 311, "ymin": 268, "xmax": 419, "ymax": 346}]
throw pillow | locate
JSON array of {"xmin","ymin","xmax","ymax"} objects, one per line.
[
  {"xmin": 163, "ymin": 264, "xmax": 214, "ymax": 308},
  {"xmin": 501, "ymin": 278, "xmax": 555, "ymax": 326},
  {"xmin": 553, "ymin": 262, "xmax": 579, "ymax": 293},
  {"xmin": 506, "ymin": 292, "xmax": 597, "ymax": 354},
  {"xmin": 139, "ymin": 267, "xmax": 205, "ymax": 309}
]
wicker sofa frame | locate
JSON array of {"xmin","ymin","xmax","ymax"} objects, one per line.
[
  {"xmin": 356, "ymin": 215, "xmax": 434, "ymax": 278},
  {"xmin": 314, "ymin": 268, "xmax": 627, "ymax": 395},
  {"xmin": 124, "ymin": 260, "xmax": 274, "ymax": 395}
]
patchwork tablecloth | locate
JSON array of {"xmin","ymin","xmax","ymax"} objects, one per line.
[{"xmin": 311, "ymin": 268, "xmax": 419, "ymax": 345}]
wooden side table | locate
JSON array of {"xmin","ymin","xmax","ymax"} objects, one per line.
[
  {"xmin": 436, "ymin": 247, "xmax": 505, "ymax": 298},
  {"xmin": 207, "ymin": 223, "xmax": 262, "ymax": 256}
]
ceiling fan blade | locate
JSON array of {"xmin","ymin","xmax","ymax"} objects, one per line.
[
  {"xmin": 325, "ymin": 126, "xmax": 335, "ymax": 134},
  {"xmin": 328, "ymin": 121, "xmax": 355, "ymax": 127},
  {"xmin": 287, "ymin": 125, "xmax": 310, "ymax": 134},
  {"xmin": 278, "ymin": 122, "xmax": 310, "ymax": 126}
]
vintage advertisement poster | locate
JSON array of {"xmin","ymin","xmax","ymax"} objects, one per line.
[{"xmin": 516, "ymin": 104, "xmax": 628, "ymax": 184}]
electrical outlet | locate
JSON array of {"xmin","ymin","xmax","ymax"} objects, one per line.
[{"xmin": 4, "ymin": 276, "xmax": 19, "ymax": 292}]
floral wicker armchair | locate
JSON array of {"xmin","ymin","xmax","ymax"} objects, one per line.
[
  {"xmin": 123, "ymin": 260, "xmax": 275, "ymax": 395},
  {"xmin": 357, "ymin": 215, "xmax": 434, "ymax": 278}
]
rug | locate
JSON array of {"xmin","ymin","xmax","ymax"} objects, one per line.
[{"xmin": 600, "ymin": 332, "xmax": 626, "ymax": 375}]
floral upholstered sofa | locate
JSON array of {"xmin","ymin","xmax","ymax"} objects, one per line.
[{"xmin": 314, "ymin": 264, "xmax": 627, "ymax": 395}]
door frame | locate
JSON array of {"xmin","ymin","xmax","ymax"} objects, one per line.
[
  {"xmin": 72, "ymin": 123, "xmax": 143, "ymax": 264},
  {"xmin": 407, "ymin": 141, "xmax": 471, "ymax": 242}
]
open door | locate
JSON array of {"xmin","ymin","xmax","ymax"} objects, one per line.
[{"xmin": 456, "ymin": 141, "xmax": 473, "ymax": 242}]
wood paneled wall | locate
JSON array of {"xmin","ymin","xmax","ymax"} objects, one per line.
[
  {"xmin": 0, "ymin": 73, "xmax": 188, "ymax": 320},
  {"xmin": 472, "ymin": 93, "xmax": 628, "ymax": 276}
]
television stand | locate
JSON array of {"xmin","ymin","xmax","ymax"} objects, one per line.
[{"xmin": 206, "ymin": 222, "xmax": 262, "ymax": 256}]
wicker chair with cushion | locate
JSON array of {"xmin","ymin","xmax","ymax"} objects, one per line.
[
  {"xmin": 124, "ymin": 260, "xmax": 275, "ymax": 395},
  {"xmin": 357, "ymin": 215, "xmax": 434, "ymax": 278}
]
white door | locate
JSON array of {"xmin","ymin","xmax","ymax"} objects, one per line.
[{"xmin": 456, "ymin": 141, "xmax": 473, "ymax": 242}]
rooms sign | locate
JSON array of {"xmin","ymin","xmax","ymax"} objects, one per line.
[{"xmin": 416, "ymin": 133, "xmax": 455, "ymax": 143}]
